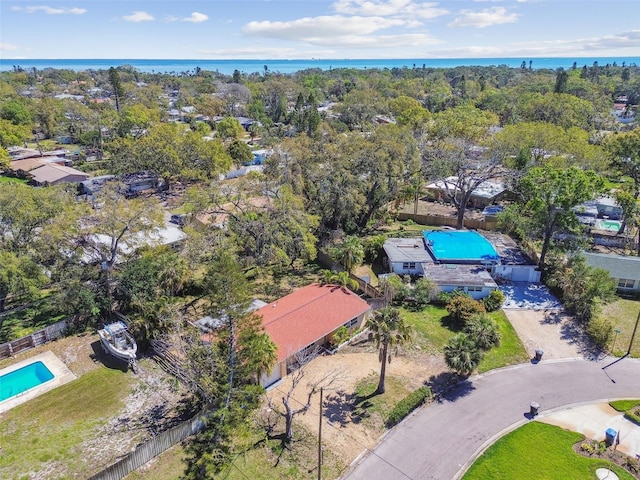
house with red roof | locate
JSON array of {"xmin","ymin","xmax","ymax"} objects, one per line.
[{"xmin": 256, "ymin": 283, "xmax": 372, "ymax": 387}]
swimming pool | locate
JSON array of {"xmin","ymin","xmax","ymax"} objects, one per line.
[
  {"xmin": 423, "ymin": 230, "xmax": 500, "ymax": 263},
  {"xmin": 0, "ymin": 351, "xmax": 76, "ymax": 413},
  {"xmin": 0, "ymin": 361, "xmax": 55, "ymax": 402},
  {"xmin": 595, "ymin": 219, "xmax": 622, "ymax": 232}
]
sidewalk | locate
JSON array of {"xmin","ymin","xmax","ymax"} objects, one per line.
[{"xmin": 538, "ymin": 403, "xmax": 640, "ymax": 459}]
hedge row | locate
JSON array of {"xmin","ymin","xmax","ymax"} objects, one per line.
[{"xmin": 385, "ymin": 386, "xmax": 432, "ymax": 428}]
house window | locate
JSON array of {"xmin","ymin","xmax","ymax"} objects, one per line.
[
  {"xmin": 467, "ymin": 286, "xmax": 482, "ymax": 292},
  {"xmin": 617, "ymin": 278, "xmax": 635, "ymax": 289},
  {"xmin": 402, "ymin": 262, "xmax": 416, "ymax": 270},
  {"xmin": 344, "ymin": 318, "xmax": 358, "ymax": 329}
]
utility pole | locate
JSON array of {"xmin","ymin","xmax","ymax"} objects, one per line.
[
  {"xmin": 628, "ymin": 309, "xmax": 640, "ymax": 355},
  {"xmin": 317, "ymin": 387, "xmax": 323, "ymax": 480}
]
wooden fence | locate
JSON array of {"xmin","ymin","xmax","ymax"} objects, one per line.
[
  {"xmin": 316, "ymin": 251, "xmax": 385, "ymax": 300},
  {"xmin": 87, "ymin": 411, "xmax": 206, "ymax": 480},
  {"xmin": 0, "ymin": 319, "xmax": 68, "ymax": 360},
  {"xmin": 395, "ymin": 212, "xmax": 498, "ymax": 231}
]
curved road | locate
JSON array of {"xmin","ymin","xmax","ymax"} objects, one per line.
[{"xmin": 342, "ymin": 357, "xmax": 640, "ymax": 480}]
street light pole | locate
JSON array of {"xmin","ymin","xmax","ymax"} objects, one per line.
[{"xmin": 628, "ymin": 309, "xmax": 640, "ymax": 355}]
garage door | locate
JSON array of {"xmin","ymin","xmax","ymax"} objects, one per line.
[{"xmin": 511, "ymin": 267, "xmax": 533, "ymax": 282}]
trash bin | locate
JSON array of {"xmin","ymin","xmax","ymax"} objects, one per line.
[
  {"xmin": 605, "ymin": 428, "xmax": 617, "ymax": 446},
  {"xmin": 530, "ymin": 401, "xmax": 540, "ymax": 416},
  {"xmin": 534, "ymin": 349, "xmax": 544, "ymax": 361}
]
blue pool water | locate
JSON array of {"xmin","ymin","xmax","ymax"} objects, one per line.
[
  {"xmin": 0, "ymin": 361, "xmax": 54, "ymax": 402},
  {"xmin": 423, "ymin": 230, "xmax": 500, "ymax": 263}
]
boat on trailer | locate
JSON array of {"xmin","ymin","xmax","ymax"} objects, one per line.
[{"xmin": 98, "ymin": 321, "xmax": 138, "ymax": 371}]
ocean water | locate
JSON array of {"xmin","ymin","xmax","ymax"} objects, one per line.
[{"xmin": 1, "ymin": 57, "xmax": 639, "ymax": 75}]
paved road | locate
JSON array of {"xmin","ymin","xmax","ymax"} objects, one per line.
[{"xmin": 342, "ymin": 357, "xmax": 640, "ymax": 480}]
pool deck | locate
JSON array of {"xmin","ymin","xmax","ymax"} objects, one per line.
[{"xmin": 0, "ymin": 351, "xmax": 76, "ymax": 414}]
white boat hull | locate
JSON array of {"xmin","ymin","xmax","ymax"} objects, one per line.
[{"xmin": 98, "ymin": 322, "xmax": 138, "ymax": 369}]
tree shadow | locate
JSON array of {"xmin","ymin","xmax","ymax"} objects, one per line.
[
  {"xmin": 541, "ymin": 310, "xmax": 564, "ymax": 325},
  {"xmin": 323, "ymin": 389, "xmax": 357, "ymax": 427},
  {"xmin": 440, "ymin": 314, "xmax": 463, "ymax": 332},
  {"xmin": 559, "ymin": 318, "xmax": 604, "ymax": 361},
  {"xmin": 426, "ymin": 372, "xmax": 475, "ymax": 402}
]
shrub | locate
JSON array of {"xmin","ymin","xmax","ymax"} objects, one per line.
[
  {"xmin": 331, "ymin": 326, "xmax": 351, "ymax": 347},
  {"xmin": 580, "ymin": 442, "xmax": 595, "ymax": 454},
  {"xmin": 483, "ymin": 290, "xmax": 505, "ymax": 312},
  {"xmin": 586, "ymin": 316, "xmax": 614, "ymax": 348},
  {"xmin": 446, "ymin": 296, "xmax": 486, "ymax": 328},
  {"xmin": 464, "ymin": 314, "xmax": 501, "ymax": 351},
  {"xmin": 411, "ymin": 278, "xmax": 438, "ymax": 309},
  {"xmin": 385, "ymin": 386, "xmax": 432, "ymax": 427},
  {"xmin": 435, "ymin": 289, "xmax": 470, "ymax": 306}
]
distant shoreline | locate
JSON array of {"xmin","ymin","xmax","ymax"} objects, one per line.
[{"xmin": 1, "ymin": 57, "xmax": 639, "ymax": 75}]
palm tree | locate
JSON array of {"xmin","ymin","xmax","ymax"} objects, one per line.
[
  {"xmin": 330, "ymin": 271, "xmax": 359, "ymax": 291},
  {"xmin": 366, "ymin": 307, "xmax": 413, "ymax": 394},
  {"xmin": 239, "ymin": 329, "xmax": 277, "ymax": 384},
  {"xmin": 444, "ymin": 333, "xmax": 483, "ymax": 377},
  {"xmin": 463, "ymin": 314, "xmax": 501, "ymax": 351},
  {"xmin": 336, "ymin": 236, "xmax": 365, "ymax": 273}
]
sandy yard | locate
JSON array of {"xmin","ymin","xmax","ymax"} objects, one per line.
[
  {"xmin": 265, "ymin": 344, "xmax": 449, "ymax": 466},
  {"xmin": 503, "ymin": 309, "xmax": 599, "ymax": 361}
]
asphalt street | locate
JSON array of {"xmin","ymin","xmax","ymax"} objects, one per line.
[{"xmin": 341, "ymin": 357, "xmax": 640, "ymax": 480}]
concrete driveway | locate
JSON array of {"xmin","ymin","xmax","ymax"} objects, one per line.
[
  {"xmin": 500, "ymin": 281, "xmax": 562, "ymax": 310},
  {"xmin": 341, "ymin": 358, "xmax": 640, "ymax": 480},
  {"xmin": 504, "ymin": 309, "xmax": 599, "ymax": 361}
]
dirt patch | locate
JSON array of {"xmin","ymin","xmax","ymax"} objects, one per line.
[
  {"xmin": 265, "ymin": 344, "xmax": 448, "ymax": 466},
  {"xmin": 503, "ymin": 309, "xmax": 600, "ymax": 360}
]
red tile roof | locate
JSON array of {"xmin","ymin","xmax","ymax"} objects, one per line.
[{"xmin": 257, "ymin": 283, "xmax": 371, "ymax": 363}]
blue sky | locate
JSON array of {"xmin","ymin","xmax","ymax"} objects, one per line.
[{"xmin": 1, "ymin": 0, "xmax": 639, "ymax": 59}]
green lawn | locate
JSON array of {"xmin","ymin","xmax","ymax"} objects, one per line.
[
  {"xmin": 352, "ymin": 374, "xmax": 414, "ymax": 433},
  {"xmin": 462, "ymin": 422, "xmax": 635, "ymax": 480},
  {"xmin": 479, "ymin": 310, "xmax": 529, "ymax": 373},
  {"xmin": 0, "ymin": 365, "xmax": 135, "ymax": 479},
  {"xmin": 400, "ymin": 305, "xmax": 456, "ymax": 354},
  {"xmin": 598, "ymin": 298, "xmax": 640, "ymax": 357},
  {"xmin": 400, "ymin": 306, "xmax": 528, "ymax": 372},
  {"xmin": 0, "ymin": 176, "xmax": 27, "ymax": 184}
]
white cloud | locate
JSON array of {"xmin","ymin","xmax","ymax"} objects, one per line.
[
  {"xmin": 332, "ymin": 0, "xmax": 448, "ymax": 19},
  {"xmin": 182, "ymin": 12, "xmax": 208, "ymax": 23},
  {"xmin": 448, "ymin": 7, "xmax": 520, "ymax": 28},
  {"xmin": 428, "ymin": 30, "xmax": 640, "ymax": 58},
  {"xmin": 244, "ymin": 15, "xmax": 406, "ymax": 40},
  {"xmin": 13, "ymin": 5, "xmax": 86, "ymax": 14},
  {"xmin": 0, "ymin": 42, "xmax": 20, "ymax": 51},
  {"xmin": 123, "ymin": 11, "xmax": 154, "ymax": 22}
]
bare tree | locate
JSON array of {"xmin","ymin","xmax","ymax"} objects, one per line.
[
  {"xmin": 422, "ymin": 138, "xmax": 506, "ymax": 229},
  {"xmin": 269, "ymin": 347, "xmax": 343, "ymax": 441}
]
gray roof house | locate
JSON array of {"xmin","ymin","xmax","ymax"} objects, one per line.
[
  {"xmin": 583, "ymin": 252, "xmax": 640, "ymax": 293},
  {"xmin": 382, "ymin": 238, "xmax": 433, "ymax": 276},
  {"xmin": 423, "ymin": 264, "xmax": 498, "ymax": 301}
]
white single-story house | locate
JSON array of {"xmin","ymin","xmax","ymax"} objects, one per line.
[
  {"xmin": 383, "ymin": 238, "xmax": 433, "ymax": 276},
  {"xmin": 256, "ymin": 283, "xmax": 372, "ymax": 388},
  {"xmin": 583, "ymin": 252, "xmax": 640, "ymax": 294},
  {"xmin": 424, "ymin": 176, "xmax": 507, "ymax": 208},
  {"xmin": 80, "ymin": 223, "xmax": 187, "ymax": 265},
  {"xmin": 423, "ymin": 263, "xmax": 498, "ymax": 300}
]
